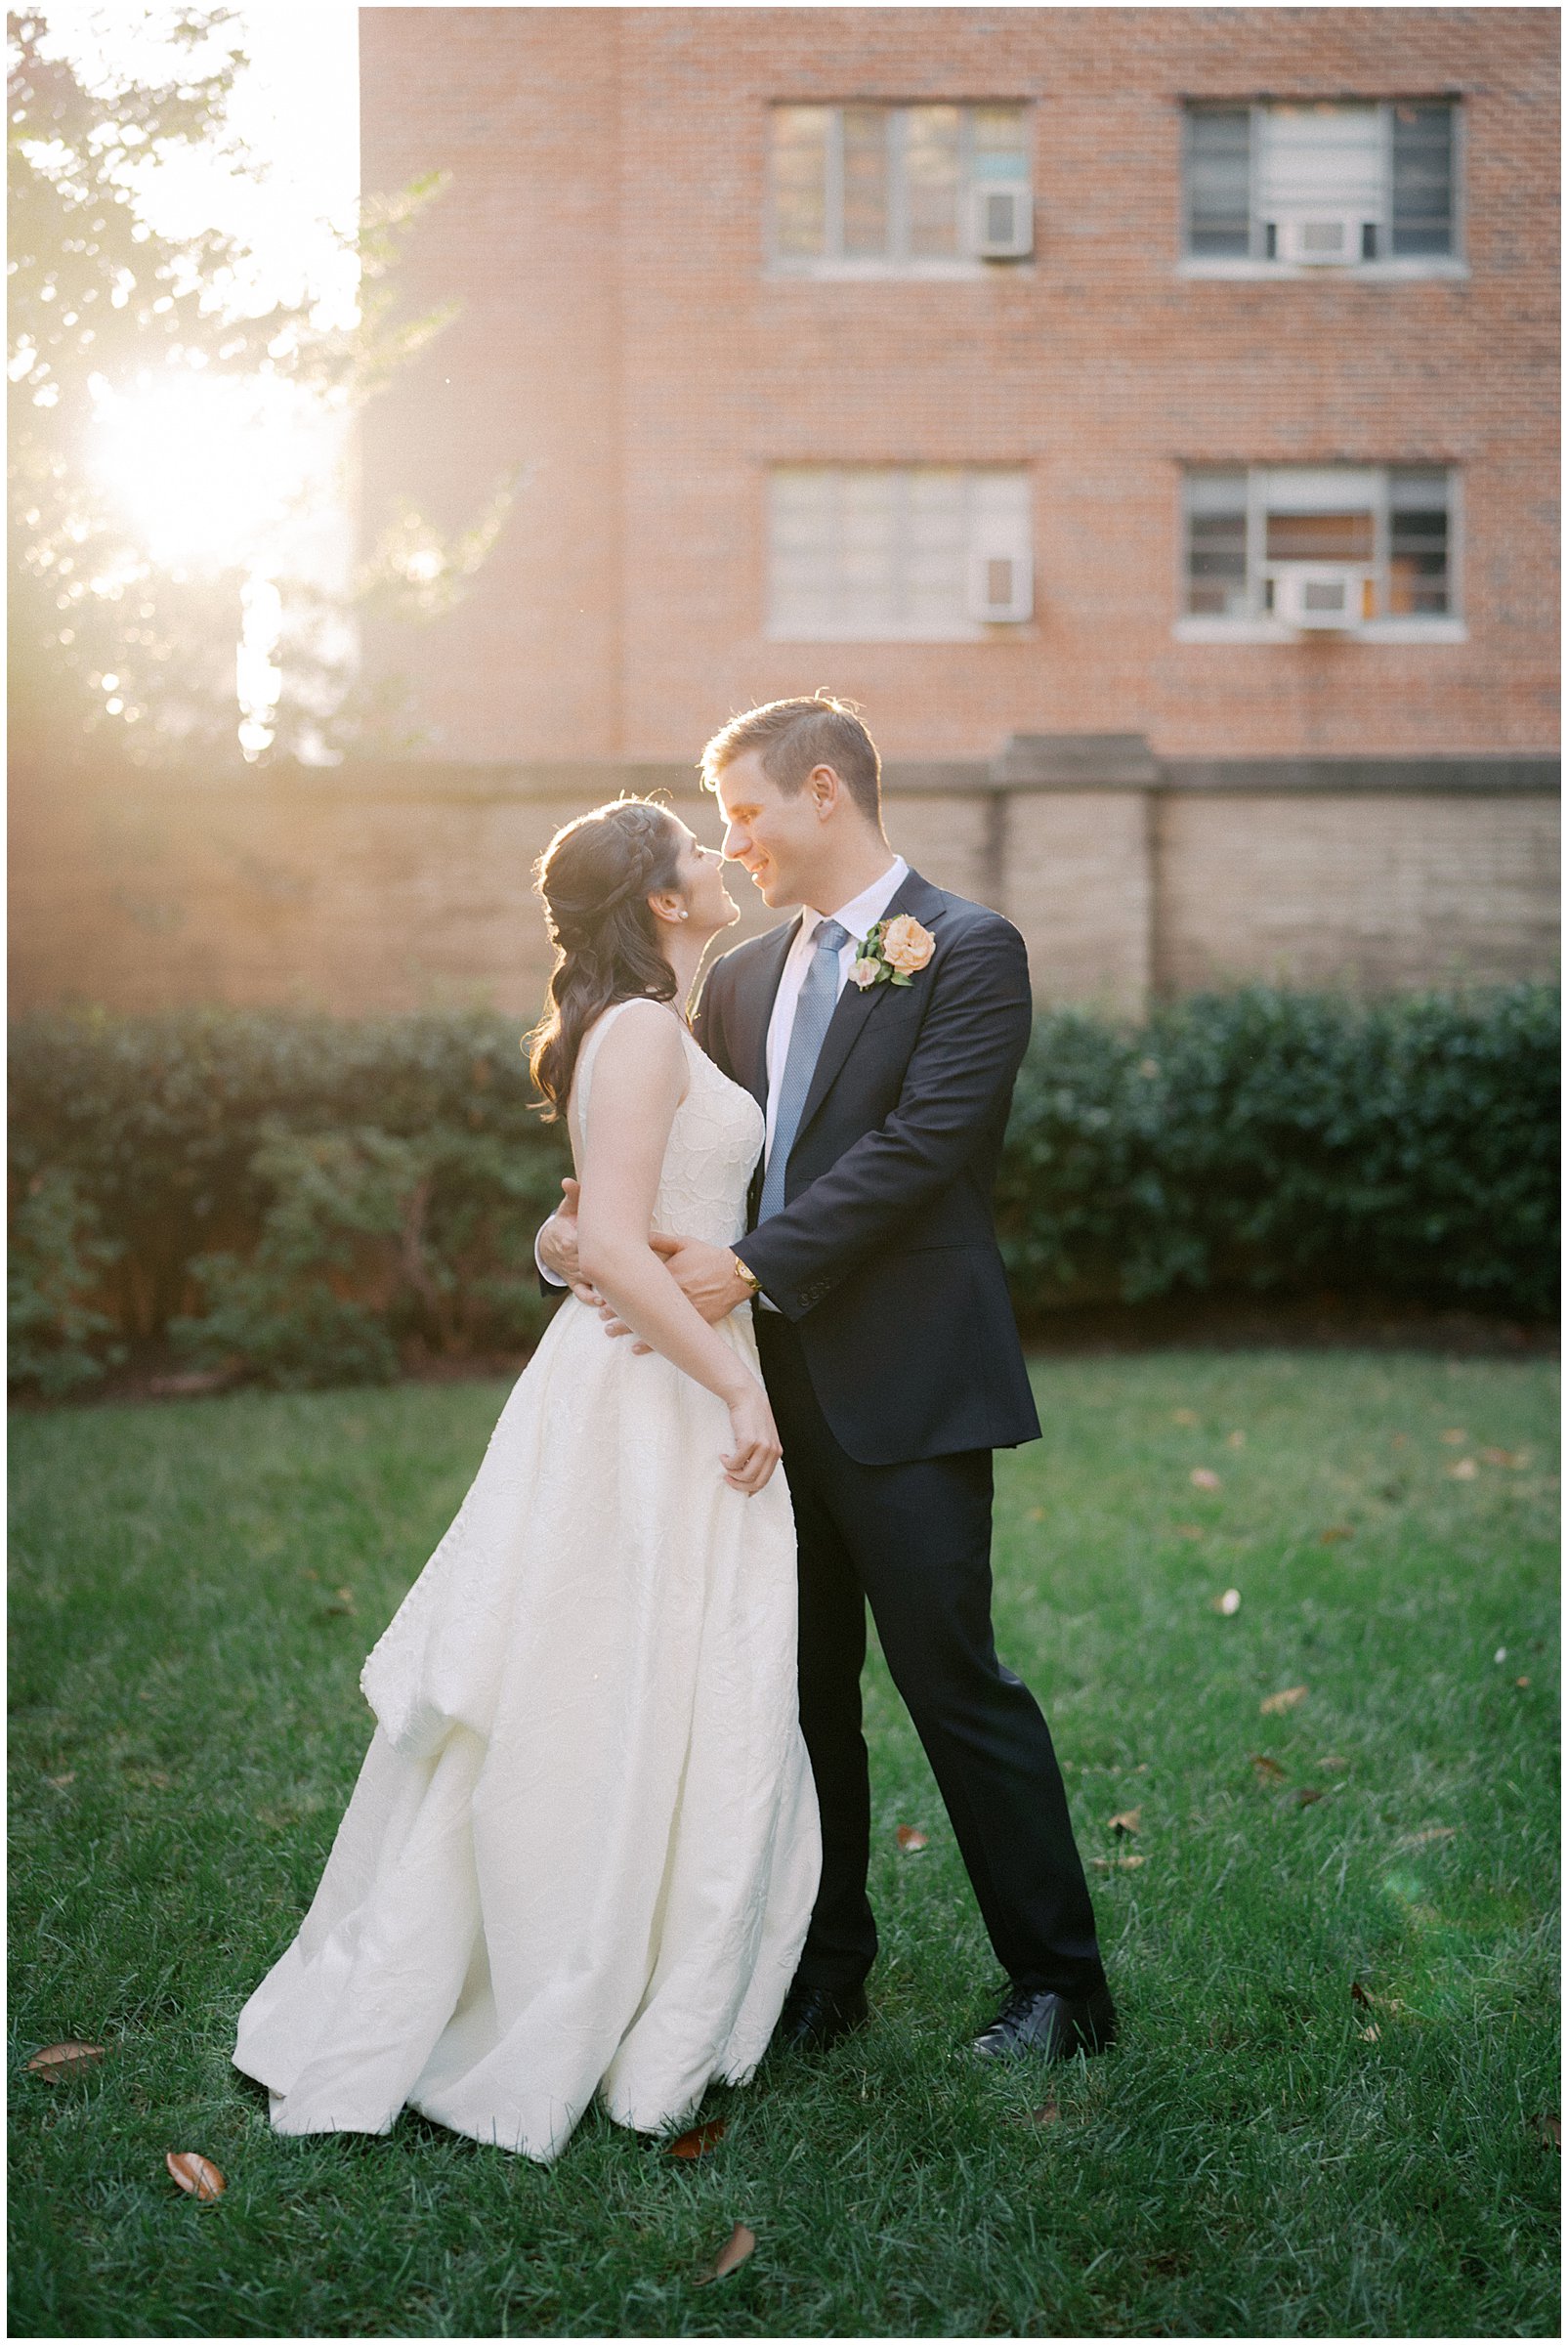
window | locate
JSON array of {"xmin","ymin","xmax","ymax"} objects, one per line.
[
  {"xmin": 768, "ymin": 467, "xmax": 1032, "ymax": 639},
  {"xmin": 1182, "ymin": 466, "xmax": 1455, "ymax": 630},
  {"xmin": 1184, "ymin": 99, "xmax": 1458, "ymax": 266},
  {"xmin": 769, "ymin": 104, "xmax": 1031, "ymax": 271}
]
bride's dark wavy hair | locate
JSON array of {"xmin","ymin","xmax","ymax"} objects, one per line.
[{"xmin": 525, "ymin": 796, "xmax": 688, "ymax": 1122}]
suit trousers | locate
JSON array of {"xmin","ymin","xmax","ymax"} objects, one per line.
[{"xmin": 755, "ymin": 1312, "xmax": 1106, "ymax": 2000}]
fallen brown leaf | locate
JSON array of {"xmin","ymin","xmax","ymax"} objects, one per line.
[
  {"xmin": 1531, "ymin": 2111, "xmax": 1561, "ymax": 2151},
  {"xmin": 1318, "ymin": 1525, "xmax": 1353, "ymax": 1544},
  {"xmin": 326, "ymin": 1587, "xmax": 357, "ymax": 1615},
  {"xmin": 1250, "ymin": 1753, "xmax": 1287, "ymax": 1782},
  {"xmin": 1108, "ymin": 1807, "xmax": 1142, "ymax": 1835},
  {"xmin": 1171, "ymin": 1408, "xmax": 1200, "ymax": 1427},
  {"xmin": 1352, "ymin": 1985, "xmax": 1408, "ymax": 2016},
  {"xmin": 1091, "ymin": 1853, "xmax": 1145, "ymax": 1871},
  {"xmin": 1225, "ymin": 1429, "xmax": 1247, "ymax": 1449},
  {"xmin": 694, "ymin": 2222, "xmax": 755, "ymax": 2285},
  {"xmin": 28, "ymin": 2040, "xmax": 104, "ymax": 2078},
  {"xmin": 1190, "ymin": 1467, "xmax": 1222, "ymax": 1491},
  {"xmin": 1515, "ymin": 1675, "xmax": 1532, "ymax": 1689},
  {"xmin": 1007, "ymin": 2096, "xmax": 1060, "ymax": 2127},
  {"xmin": 1481, "ymin": 1447, "xmax": 1531, "ymax": 1469},
  {"xmin": 1439, "ymin": 1428, "xmax": 1467, "ymax": 1444},
  {"xmin": 1446, "ymin": 1458, "xmax": 1478, "ymax": 1481},
  {"xmin": 896, "ymin": 1824, "xmax": 928, "ymax": 1853},
  {"xmin": 1294, "ymin": 1787, "xmax": 1326, "ymax": 1808},
  {"xmin": 165, "ymin": 2151, "xmax": 225, "ymax": 2202},
  {"xmin": 1398, "ymin": 1825, "xmax": 1457, "ymax": 1849},
  {"xmin": 1211, "ymin": 1588, "xmax": 1241, "ymax": 1614},
  {"xmin": 1260, "ymin": 1685, "xmax": 1308, "ymax": 1716},
  {"xmin": 1027, "ymin": 1506, "xmax": 1044, "ymax": 1523},
  {"xmin": 666, "ymin": 2117, "xmax": 726, "ymax": 2159}
]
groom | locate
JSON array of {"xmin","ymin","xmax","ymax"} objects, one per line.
[{"xmin": 541, "ymin": 696, "xmax": 1115, "ymax": 2062}]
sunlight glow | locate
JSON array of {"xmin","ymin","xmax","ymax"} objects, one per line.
[
  {"xmin": 89, "ymin": 369, "xmax": 323, "ymax": 572},
  {"xmin": 236, "ymin": 572, "xmax": 284, "ymax": 761}
]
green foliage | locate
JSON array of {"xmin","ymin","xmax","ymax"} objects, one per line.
[
  {"xmin": 6, "ymin": 1167, "xmax": 124, "ymax": 1396},
  {"xmin": 9, "ymin": 1006, "xmax": 570, "ymax": 1391},
  {"xmin": 997, "ymin": 983, "xmax": 1559, "ymax": 1322},
  {"xmin": 7, "ymin": 986, "xmax": 1557, "ymax": 1394}
]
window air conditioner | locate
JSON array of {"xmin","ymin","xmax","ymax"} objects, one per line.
[
  {"xmin": 1273, "ymin": 564, "xmax": 1369, "ymax": 629},
  {"xmin": 968, "ymin": 547, "xmax": 1034, "ymax": 623},
  {"xmin": 1273, "ymin": 214, "xmax": 1371, "ymax": 266},
  {"xmin": 969, "ymin": 181, "xmax": 1034, "ymax": 259}
]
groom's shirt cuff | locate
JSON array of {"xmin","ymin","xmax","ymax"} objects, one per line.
[{"xmin": 535, "ymin": 1228, "xmax": 569, "ymax": 1290}]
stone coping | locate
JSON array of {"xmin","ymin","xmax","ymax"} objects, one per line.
[{"xmin": 13, "ymin": 748, "xmax": 1559, "ymax": 800}]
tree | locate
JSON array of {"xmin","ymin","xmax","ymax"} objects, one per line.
[{"xmin": 7, "ymin": 6, "xmax": 509, "ymax": 768}]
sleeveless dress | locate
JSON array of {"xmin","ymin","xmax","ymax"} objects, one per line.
[{"xmin": 232, "ymin": 1000, "xmax": 822, "ymax": 2161}]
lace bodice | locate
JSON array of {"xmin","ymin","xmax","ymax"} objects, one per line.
[{"xmin": 572, "ymin": 999, "xmax": 764, "ymax": 1249}]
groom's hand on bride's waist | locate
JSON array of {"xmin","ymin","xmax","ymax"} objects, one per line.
[
  {"xmin": 536, "ymin": 1177, "xmax": 604, "ymax": 1307},
  {"xmin": 596, "ymin": 1232, "xmax": 756, "ymax": 1348}
]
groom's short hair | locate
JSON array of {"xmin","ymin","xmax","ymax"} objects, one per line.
[{"xmin": 700, "ymin": 695, "xmax": 882, "ymax": 825}]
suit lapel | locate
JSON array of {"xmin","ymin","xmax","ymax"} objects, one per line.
[
  {"xmin": 793, "ymin": 869, "xmax": 947, "ymax": 1142},
  {"xmin": 734, "ymin": 915, "xmax": 801, "ymax": 1109}
]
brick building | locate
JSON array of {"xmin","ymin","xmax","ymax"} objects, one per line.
[{"xmin": 9, "ymin": 7, "xmax": 1557, "ymax": 1017}]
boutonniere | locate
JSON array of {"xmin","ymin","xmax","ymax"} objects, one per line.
[{"xmin": 849, "ymin": 914, "xmax": 936, "ymax": 990}]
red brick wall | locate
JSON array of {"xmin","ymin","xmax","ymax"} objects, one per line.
[{"xmin": 360, "ymin": 7, "xmax": 1558, "ymax": 765}]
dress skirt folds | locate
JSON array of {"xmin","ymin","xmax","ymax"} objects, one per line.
[{"xmin": 233, "ymin": 1004, "xmax": 821, "ymax": 2161}]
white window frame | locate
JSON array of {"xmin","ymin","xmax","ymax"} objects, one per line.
[
  {"xmin": 766, "ymin": 101, "xmax": 1034, "ymax": 278},
  {"xmin": 1179, "ymin": 97, "xmax": 1467, "ymax": 281},
  {"xmin": 765, "ymin": 466, "xmax": 1035, "ymax": 642},
  {"xmin": 1173, "ymin": 464, "xmax": 1466, "ymax": 643}
]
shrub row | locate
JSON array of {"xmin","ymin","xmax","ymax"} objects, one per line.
[{"xmin": 9, "ymin": 985, "xmax": 1557, "ymax": 1395}]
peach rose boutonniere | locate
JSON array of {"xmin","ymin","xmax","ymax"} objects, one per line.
[{"xmin": 849, "ymin": 913, "xmax": 937, "ymax": 991}]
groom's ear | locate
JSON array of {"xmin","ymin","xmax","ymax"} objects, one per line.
[{"xmin": 808, "ymin": 762, "xmax": 844, "ymax": 821}]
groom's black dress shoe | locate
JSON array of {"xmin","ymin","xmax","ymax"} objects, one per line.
[
  {"xmin": 972, "ymin": 1983, "xmax": 1119, "ymax": 2062},
  {"xmin": 771, "ymin": 1982, "xmax": 870, "ymax": 2055}
]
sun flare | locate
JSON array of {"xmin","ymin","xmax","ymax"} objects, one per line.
[{"xmin": 89, "ymin": 369, "xmax": 326, "ymax": 573}]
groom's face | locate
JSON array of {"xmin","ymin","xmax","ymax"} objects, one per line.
[{"xmin": 713, "ymin": 750, "xmax": 823, "ymax": 911}]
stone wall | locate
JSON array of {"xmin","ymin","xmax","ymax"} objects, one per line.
[{"xmin": 10, "ymin": 741, "xmax": 1555, "ymax": 1020}]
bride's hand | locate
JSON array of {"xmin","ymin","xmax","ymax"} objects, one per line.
[{"xmin": 721, "ymin": 1382, "xmax": 783, "ymax": 1495}]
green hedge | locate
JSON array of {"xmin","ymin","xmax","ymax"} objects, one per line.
[{"xmin": 9, "ymin": 986, "xmax": 1557, "ymax": 1394}]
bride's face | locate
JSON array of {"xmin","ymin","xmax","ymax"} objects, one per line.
[{"xmin": 668, "ymin": 824, "xmax": 739, "ymax": 937}]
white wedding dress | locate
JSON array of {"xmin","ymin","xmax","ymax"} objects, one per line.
[{"xmin": 233, "ymin": 1000, "xmax": 821, "ymax": 2161}]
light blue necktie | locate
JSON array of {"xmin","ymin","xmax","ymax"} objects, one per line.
[{"xmin": 758, "ymin": 917, "xmax": 851, "ymax": 1221}]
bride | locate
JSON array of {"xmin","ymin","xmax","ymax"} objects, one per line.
[{"xmin": 233, "ymin": 797, "xmax": 821, "ymax": 2161}]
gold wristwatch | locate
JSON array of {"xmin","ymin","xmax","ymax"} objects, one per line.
[{"xmin": 730, "ymin": 1253, "xmax": 761, "ymax": 1300}]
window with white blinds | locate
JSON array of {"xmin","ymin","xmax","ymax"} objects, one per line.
[
  {"xmin": 769, "ymin": 104, "xmax": 1031, "ymax": 270},
  {"xmin": 768, "ymin": 468, "xmax": 1033, "ymax": 640},
  {"xmin": 1184, "ymin": 465, "xmax": 1456, "ymax": 626},
  {"xmin": 1184, "ymin": 99, "xmax": 1459, "ymax": 266}
]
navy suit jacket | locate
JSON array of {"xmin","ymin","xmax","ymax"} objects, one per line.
[{"xmin": 692, "ymin": 867, "xmax": 1041, "ymax": 1469}]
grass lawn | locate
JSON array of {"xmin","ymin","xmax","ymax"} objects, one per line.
[{"xmin": 9, "ymin": 1350, "xmax": 1560, "ymax": 2338}]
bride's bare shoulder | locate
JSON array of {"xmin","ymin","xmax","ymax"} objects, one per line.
[{"xmin": 575, "ymin": 998, "xmax": 691, "ymax": 1105}]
